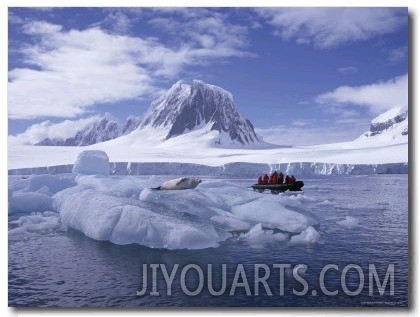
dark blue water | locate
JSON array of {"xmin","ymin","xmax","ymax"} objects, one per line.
[{"xmin": 8, "ymin": 174, "xmax": 408, "ymax": 307}]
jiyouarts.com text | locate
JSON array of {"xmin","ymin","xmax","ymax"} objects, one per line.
[{"xmin": 136, "ymin": 263, "xmax": 394, "ymax": 297}]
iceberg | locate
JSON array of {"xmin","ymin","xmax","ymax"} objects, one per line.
[
  {"xmin": 9, "ymin": 151, "xmax": 322, "ymax": 250},
  {"xmin": 72, "ymin": 150, "xmax": 110, "ymax": 176},
  {"xmin": 53, "ymin": 185, "xmax": 226, "ymax": 249},
  {"xmin": 50, "ymin": 175, "xmax": 320, "ymax": 249}
]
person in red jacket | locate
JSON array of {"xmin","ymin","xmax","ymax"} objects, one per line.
[
  {"xmin": 285, "ymin": 175, "xmax": 291, "ymax": 184},
  {"xmin": 258, "ymin": 176, "xmax": 263, "ymax": 185},
  {"xmin": 263, "ymin": 174, "xmax": 269, "ymax": 184},
  {"xmin": 290, "ymin": 175, "xmax": 296, "ymax": 183},
  {"xmin": 272, "ymin": 171, "xmax": 278, "ymax": 183},
  {"xmin": 278, "ymin": 172, "xmax": 284, "ymax": 184},
  {"xmin": 269, "ymin": 171, "xmax": 278, "ymax": 184}
]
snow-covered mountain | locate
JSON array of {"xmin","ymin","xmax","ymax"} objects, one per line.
[
  {"xmin": 9, "ymin": 105, "xmax": 409, "ymax": 171},
  {"xmin": 357, "ymin": 106, "xmax": 408, "ymax": 142},
  {"xmin": 35, "ymin": 80, "xmax": 261, "ymax": 147},
  {"xmin": 36, "ymin": 114, "xmax": 143, "ymax": 146},
  {"xmin": 140, "ymin": 80, "xmax": 261, "ymax": 146},
  {"xmin": 36, "ymin": 114, "xmax": 122, "ymax": 146},
  {"xmin": 121, "ymin": 115, "xmax": 142, "ymax": 135}
]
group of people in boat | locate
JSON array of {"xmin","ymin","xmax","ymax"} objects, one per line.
[{"xmin": 257, "ymin": 171, "xmax": 296, "ymax": 185}]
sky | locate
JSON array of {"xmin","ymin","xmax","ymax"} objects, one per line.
[{"xmin": 7, "ymin": 6, "xmax": 408, "ymax": 145}]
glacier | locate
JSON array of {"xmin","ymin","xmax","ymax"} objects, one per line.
[{"xmin": 8, "ymin": 161, "xmax": 408, "ymax": 176}]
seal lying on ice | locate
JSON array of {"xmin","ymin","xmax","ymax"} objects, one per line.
[{"xmin": 153, "ymin": 177, "xmax": 202, "ymax": 190}]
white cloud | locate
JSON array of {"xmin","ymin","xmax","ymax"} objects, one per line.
[
  {"xmin": 257, "ymin": 8, "xmax": 406, "ymax": 49},
  {"xmin": 256, "ymin": 117, "xmax": 369, "ymax": 146},
  {"xmin": 22, "ymin": 20, "xmax": 63, "ymax": 34},
  {"xmin": 101, "ymin": 11, "xmax": 133, "ymax": 34},
  {"xmin": 8, "ymin": 23, "xmax": 159, "ymax": 119},
  {"xmin": 8, "ymin": 116, "xmax": 102, "ymax": 145},
  {"xmin": 337, "ymin": 66, "xmax": 358, "ymax": 75},
  {"xmin": 291, "ymin": 119, "xmax": 314, "ymax": 127},
  {"xmin": 147, "ymin": 9, "xmax": 252, "ymax": 61},
  {"xmin": 9, "ymin": 13, "xmax": 252, "ymax": 120},
  {"xmin": 257, "ymin": 106, "xmax": 368, "ymax": 146},
  {"xmin": 315, "ymin": 74, "xmax": 408, "ymax": 115},
  {"xmin": 388, "ymin": 45, "xmax": 408, "ymax": 63}
]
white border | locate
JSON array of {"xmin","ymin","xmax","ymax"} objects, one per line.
[{"xmin": 2, "ymin": 1, "xmax": 417, "ymax": 317}]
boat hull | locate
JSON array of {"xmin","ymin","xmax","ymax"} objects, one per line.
[{"xmin": 251, "ymin": 181, "xmax": 304, "ymax": 192}]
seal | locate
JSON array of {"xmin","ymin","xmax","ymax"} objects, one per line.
[{"xmin": 153, "ymin": 177, "xmax": 202, "ymax": 190}]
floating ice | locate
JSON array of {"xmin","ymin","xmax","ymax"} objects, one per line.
[
  {"xmin": 9, "ymin": 191, "xmax": 53, "ymax": 214},
  {"xmin": 240, "ymin": 223, "xmax": 288, "ymax": 248},
  {"xmin": 52, "ymin": 178, "xmax": 320, "ymax": 249},
  {"xmin": 337, "ymin": 216, "xmax": 359, "ymax": 229},
  {"xmin": 75, "ymin": 174, "xmax": 147, "ymax": 198},
  {"xmin": 289, "ymin": 226, "xmax": 321, "ymax": 245},
  {"xmin": 54, "ymin": 185, "xmax": 223, "ymax": 249},
  {"xmin": 316, "ymin": 199, "xmax": 334, "ymax": 206},
  {"xmin": 232, "ymin": 199, "xmax": 318, "ymax": 233},
  {"xmin": 9, "ymin": 211, "xmax": 61, "ymax": 240},
  {"xmin": 26, "ymin": 174, "xmax": 76, "ymax": 194},
  {"xmin": 8, "ymin": 174, "xmax": 76, "ymax": 214},
  {"xmin": 72, "ymin": 150, "xmax": 110, "ymax": 175},
  {"xmin": 9, "ymin": 173, "xmax": 321, "ymax": 249}
]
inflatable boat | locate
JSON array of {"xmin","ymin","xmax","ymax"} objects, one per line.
[{"xmin": 251, "ymin": 181, "xmax": 304, "ymax": 193}]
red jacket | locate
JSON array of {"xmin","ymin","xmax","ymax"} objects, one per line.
[
  {"xmin": 263, "ymin": 174, "xmax": 269, "ymax": 184},
  {"xmin": 269, "ymin": 175, "xmax": 277, "ymax": 184}
]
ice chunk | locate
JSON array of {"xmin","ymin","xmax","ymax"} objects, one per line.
[
  {"xmin": 9, "ymin": 191, "xmax": 53, "ymax": 214},
  {"xmin": 210, "ymin": 207, "xmax": 251, "ymax": 231},
  {"xmin": 110, "ymin": 205, "xmax": 221, "ymax": 249},
  {"xmin": 26, "ymin": 174, "xmax": 76, "ymax": 194},
  {"xmin": 197, "ymin": 180, "xmax": 259, "ymax": 206},
  {"xmin": 75, "ymin": 174, "xmax": 147, "ymax": 198},
  {"xmin": 72, "ymin": 150, "xmax": 110, "ymax": 175},
  {"xmin": 289, "ymin": 226, "xmax": 321, "ymax": 245},
  {"xmin": 53, "ymin": 177, "xmax": 320, "ymax": 249},
  {"xmin": 337, "ymin": 216, "xmax": 359, "ymax": 229},
  {"xmin": 316, "ymin": 199, "xmax": 334, "ymax": 206},
  {"xmin": 54, "ymin": 186, "xmax": 224, "ymax": 249},
  {"xmin": 9, "ymin": 211, "xmax": 61, "ymax": 240},
  {"xmin": 8, "ymin": 176, "xmax": 29, "ymax": 192},
  {"xmin": 241, "ymin": 223, "xmax": 288, "ymax": 248},
  {"xmin": 56, "ymin": 187, "xmax": 124, "ymax": 241},
  {"xmin": 231, "ymin": 199, "xmax": 318, "ymax": 233}
]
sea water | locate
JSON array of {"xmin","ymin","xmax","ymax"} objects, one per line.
[{"xmin": 8, "ymin": 174, "xmax": 408, "ymax": 307}]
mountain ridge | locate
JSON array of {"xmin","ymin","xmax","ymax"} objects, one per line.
[
  {"xmin": 140, "ymin": 80, "xmax": 260, "ymax": 146},
  {"xmin": 36, "ymin": 80, "xmax": 261, "ymax": 147},
  {"xmin": 33, "ymin": 81, "xmax": 408, "ymax": 148},
  {"xmin": 359, "ymin": 106, "xmax": 408, "ymax": 141}
]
